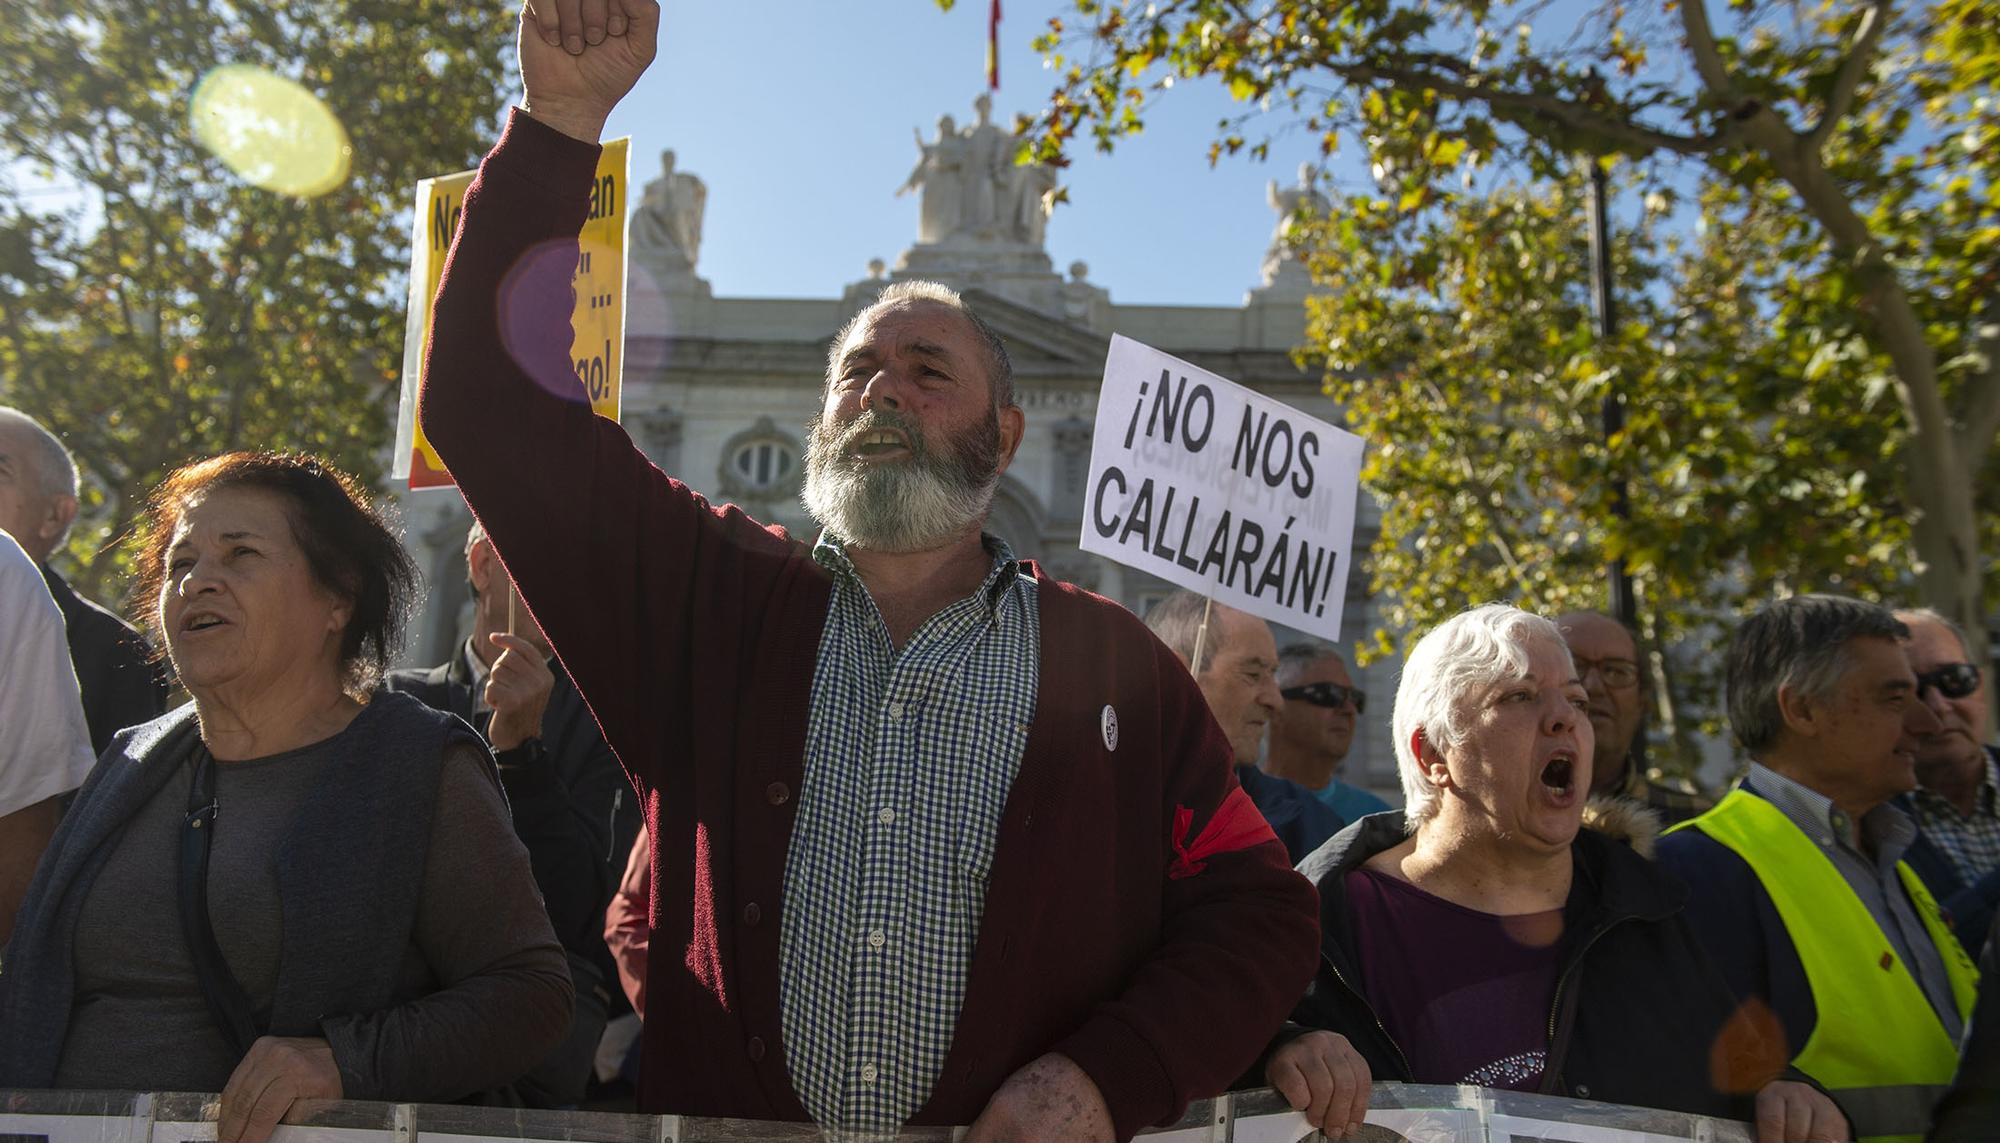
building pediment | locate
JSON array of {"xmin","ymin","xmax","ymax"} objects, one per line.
[{"xmin": 958, "ymin": 288, "xmax": 1111, "ymax": 376}]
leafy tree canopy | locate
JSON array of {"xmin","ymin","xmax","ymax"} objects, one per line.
[
  {"xmin": 999, "ymin": 0, "xmax": 2000, "ymax": 748},
  {"xmin": 0, "ymin": 1, "xmax": 513, "ymax": 608}
]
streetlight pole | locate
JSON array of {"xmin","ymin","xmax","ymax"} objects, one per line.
[{"xmin": 1585, "ymin": 156, "xmax": 1638, "ymax": 633}]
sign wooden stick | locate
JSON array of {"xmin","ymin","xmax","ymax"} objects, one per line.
[{"xmin": 1190, "ymin": 595, "xmax": 1215, "ymax": 677}]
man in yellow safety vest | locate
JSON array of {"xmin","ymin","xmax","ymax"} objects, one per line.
[{"xmin": 1658, "ymin": 595, "xmax": 1980, "ymax": 1143}]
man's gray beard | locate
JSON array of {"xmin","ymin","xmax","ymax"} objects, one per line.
[{"xmin": 800, "ymin": 406, "xmax": 1001, "ymax": 553}]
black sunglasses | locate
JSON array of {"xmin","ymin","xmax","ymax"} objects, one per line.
[
  {"xmin": 1917, "ymin": 662, "xmax": 1983, "ymax": 701},
  {"xmin": 1281, "ymin": 682, "xmax": 1367, "ymax": 714}
]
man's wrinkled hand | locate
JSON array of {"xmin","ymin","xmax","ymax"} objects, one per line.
[
  {"xmin": 1266, "ymin": 1029, "xmax": 1373, "ymax": 1140},
  {"xmin": 217, "ymin": 1036, "xmax": 342, "ymax": 1143},
  {"xmin": 517, "ymin": 0, "xmax": 658, "ymax": 142},
  {"xmin": 1754, "ymin": 1080, "xmax": 1850, "ymax": 1143},
  {"xmin": 484, "ymin": 631, "xmax": 555, "ymax": 752},
  {"xmin": 963, "ymin": 1052, "xmax": 1114, "ymax": 1143}
]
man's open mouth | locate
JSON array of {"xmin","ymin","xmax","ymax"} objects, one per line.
[{"xmin": 850, "ymin": 428, "xmax": 910, "ymax": 457}]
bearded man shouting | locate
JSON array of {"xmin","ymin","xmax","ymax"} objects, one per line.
[{"xmin": 417, "ymin": 4, "xmax": 1317, "ymax": 1140}]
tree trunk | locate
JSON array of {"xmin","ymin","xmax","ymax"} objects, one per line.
[{"xmin": 1907, "ymin": 454, "xmax": 1995, "ymax": 697}]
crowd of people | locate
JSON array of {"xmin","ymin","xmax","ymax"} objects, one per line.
[{"xmin": 2, "ymin": 3, "xmax": 1999, "ymax": 1143}]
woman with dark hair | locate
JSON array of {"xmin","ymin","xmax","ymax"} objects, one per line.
[{"xmin": 0, "ymin": 453, "xmax": 572, "ymax": 1143}]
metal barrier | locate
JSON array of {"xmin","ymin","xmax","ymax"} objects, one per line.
[{"xmin": 0, "ymin": 1086, "xmax": 1754, "ymax": 1142}]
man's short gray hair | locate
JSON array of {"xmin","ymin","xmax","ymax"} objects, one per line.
[
  {"xmin": 0, "ymin": 406, "xmax": 79, "ymax": 499},
  {"xmin": 825, "ymin": 280, "xmax": 1015, "ymax": 409},
  {"xmin": 1728, "ymin": 594, "xmax": 1908, "ymax": 753},
  {"xmin": 1277, "ymin": 641, "xmax": 1342, "ymax": 688},
  {"xmin": 1391, "ymin": 603, "xmax": 1570, "ymax": 831},
  {"xmin": 1146, "ymin": 590, "xmax": 1226, "ymax": 675},
  {"xmin": 1892, "ymin": 606, "xmax": 1971, "ymax": 659}
]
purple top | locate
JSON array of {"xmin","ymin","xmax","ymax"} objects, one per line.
[{"xmin": 1346, "ymin": 866, "xmax": 1564, "ymax": 1091}]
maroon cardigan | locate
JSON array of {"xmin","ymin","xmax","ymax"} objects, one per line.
[{"xmin": 421, "ymin": 109, "xmax": 1319, "ymax": 1140}]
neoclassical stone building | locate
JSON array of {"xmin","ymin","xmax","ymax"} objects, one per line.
[{"xmin": 395, "ymin": 103, "xmax": 1396, "ymax": 799}]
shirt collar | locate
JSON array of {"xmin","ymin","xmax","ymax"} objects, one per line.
[
  {"xmin": 1748, "ymin": 760, "xmax": 1916, "ymax": 860},
  {"xmin": 462, "ymin": 638, "xmax": 492, "ymax": 692},
  {"xmin": 811, "ymin": 531, "xmax": 1029, "ymax": 614}
]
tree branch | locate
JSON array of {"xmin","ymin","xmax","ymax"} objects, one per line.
[
  {"xmin": 1676, "ymin": 0, "xmax": 1738, "ymax": 99},
  {"xmin": 1807, "ymin": 2, "xmax": 1891, "ymax": 152},
  {"xmin": 1337, "ymin": 61, "xmax": 1725, "ymax": 156}
]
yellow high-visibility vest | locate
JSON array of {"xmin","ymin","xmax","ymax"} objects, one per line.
[{"xmin": 1678, "ymin": 788, "xmax": 1979, "ymax": 1143}]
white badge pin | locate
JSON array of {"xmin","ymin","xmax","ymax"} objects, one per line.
[{"xmin": 1100, "ymin": 704, "xmax": 1119, "ymax": 752}]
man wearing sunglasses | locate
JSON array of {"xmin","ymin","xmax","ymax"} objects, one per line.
[
  {"xmin": 1894, "ymin": 608, "xmax": 2000, "ymax": 950},
  {"xmin": 1267, "ymin": 644, "xmax": 1391, "ymax": 825}
]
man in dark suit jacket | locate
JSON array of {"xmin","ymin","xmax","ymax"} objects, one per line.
[
  {"xmin": 0, "ymin": 408, "xmax": 165, "ymax": 754},
  {"xmin": 387, "ymin": 520, "xmax": 642, "ymax": 1106}
]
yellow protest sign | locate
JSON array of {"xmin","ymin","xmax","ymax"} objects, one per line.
[{"xmin": 393, "ymin": 138, "xmax": 630, "ymax": 490}]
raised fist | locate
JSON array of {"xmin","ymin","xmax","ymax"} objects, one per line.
[{"xmin": 517, "ymin": 0, "xmax": 660, "ymax": 142}]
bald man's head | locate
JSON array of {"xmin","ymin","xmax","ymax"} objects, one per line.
[{"xmin": 1555, "ymin": 611, "xmax": 1643, "ymax": 792}]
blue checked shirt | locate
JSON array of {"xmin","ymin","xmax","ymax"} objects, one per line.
[
  {"xmin": 779, "ymin": 533, "xmax": 1039, "ymax": 1135},
  {"xmin": 1908, "ymin": 748, "xmax": 2000, "ymax": 889}
]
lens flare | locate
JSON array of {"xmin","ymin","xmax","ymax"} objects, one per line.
[{"xmin": 189, "ymin": 64, "xmax": 351, "ymax": 198}]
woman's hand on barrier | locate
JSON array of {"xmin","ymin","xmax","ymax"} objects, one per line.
[
  {"xmin": 1266, "ymin": 1030, "xmax": 1372, "ymax": 1139},
  {"xmin": 1753, "ymin": 1080, "xmax": 1849, "ymax": 1143},
  {"xmin": 963, "ymin": 1052, "xmax": 1113, "ymax": 1142},
  {"xmin": 217, "ymin": 1035, "xmax": 344, "ymax": 1143}
]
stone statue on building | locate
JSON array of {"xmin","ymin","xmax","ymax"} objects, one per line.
[
  {"xmin": 901, "ymin": 94, "xmax": 1056, "ymax": 249},
  {"xmin": 901, "ymin": 115, "xmax": 967, "ymax": 243},
  {"xmin": 1242, "ymin": 161, "xmax": 1334, "ymax": 311},
  {"xmin": 1012, "ymin": 159, "xmax": 1058, "ymax": 248},
  {"xmin": 1261, "ymin": 162, "xmax": 1327, "ymax": 286},
  {"xmin": 633, "ymin": 149, "xmax": 706, "ymax": 271}
]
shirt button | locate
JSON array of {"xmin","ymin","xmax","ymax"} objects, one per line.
[
  {"xmin": 747, "ymin": 1037, "xmax": 766, "ymax": 1061},
  {"xmin": 766, "ymin": 782, "xmax": 789, "ymax": 806},
  {"xmin": 860, "ymin": 1063, "xmax": 878, "ymax": 1084},
  {"xmin": 868, "ymin": 928, "xmax": 886, "ymax": 948},
  {"xmin": 743, "ymin": 902, "xmax": 762, "ymax": 926},
  {"xmin": 886, "ymin": 700, "xmax": 905, "ymax": 721},
  {"xmin": 878, "ymin": 808, "xmax": 895, "ymax": 824}
]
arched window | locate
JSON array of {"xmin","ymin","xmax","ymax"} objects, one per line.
[
  {"xmin": 716, "ymin": 417, "xmax": 805, "ymax": 500},
  {"xmin": 730, "ymin": 439, "xmax": 795, "ymax": 490}
]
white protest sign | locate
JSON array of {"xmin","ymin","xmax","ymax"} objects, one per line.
[
  {"xmin": 1081, "ymin": 335, "xmax": 1365, "ymax": 641},
  {"xmin": 1234, "ymin": 1108, "xmax": 1484, "ymax": 1143},
  {"xmin": 0, "ymin": 1097, "xmax": 1746, "ymax": 1143},
  {"xmin": 0, "ymin": 1113, "xmax": 147, "ymax": 1143},
  {"xmin": 1487, "ymin": 1117, "xmax": 1712, "ymax": 1143},
  {"xmin": 149, "ymin": 1124, "xmax": 384, "ymax": 1143}
]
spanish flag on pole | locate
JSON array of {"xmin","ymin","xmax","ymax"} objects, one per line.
[{"xmin": 986, "ymin": 0, "xmax": 1001, "ymax": 89}]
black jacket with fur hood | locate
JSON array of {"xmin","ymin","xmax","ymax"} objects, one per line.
[{"xmin": 1287, "ymin": 811, "xmax": 1784, "ymax": 1122}]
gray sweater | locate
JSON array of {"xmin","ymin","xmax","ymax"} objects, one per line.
[{"xmin": 0, "ymin": 691, "xmax": 573, "ymax": 1100}]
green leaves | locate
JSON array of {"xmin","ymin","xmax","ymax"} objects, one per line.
[
  {"xmin": 1020, "ymin": 0, "xmax": 2000, "ymax": 753},
  {"xmin": 0, "ymin": 0, "xmax": 513, "ymax": 607}
]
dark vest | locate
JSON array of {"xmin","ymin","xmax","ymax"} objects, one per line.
[{"xmin": 0, "ymin": 691, "xmax": 487, "ymax": 1085}]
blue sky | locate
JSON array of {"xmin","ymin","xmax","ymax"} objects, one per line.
[{"xmin": 598, "ymin": 0, "xmax": 1354, "ymax": 307}]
